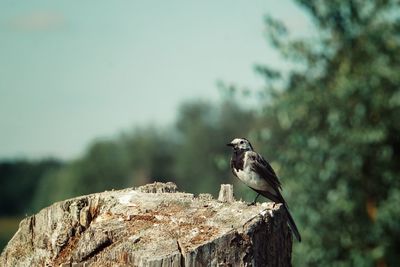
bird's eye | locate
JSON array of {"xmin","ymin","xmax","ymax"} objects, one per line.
[{"xmin": 240, "ymin": 141, "xmax": 244, "ymax": 144}]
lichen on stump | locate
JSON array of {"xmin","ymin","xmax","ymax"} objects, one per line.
[{"xmin": 0, "ymin": 182, "xmax": 292, "ymax": 267}]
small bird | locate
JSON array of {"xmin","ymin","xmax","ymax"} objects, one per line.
[{"xmin": 227, "ymin": 137, "xmax": 301, "ymax": 242}]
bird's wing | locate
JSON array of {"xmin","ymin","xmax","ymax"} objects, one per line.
[
  {"xmin": 230, "ymin": 158, "xmax": 236, "ymax": 176},
  {"xmin": 247, "ymin": 151, "xmax": 282, "ymax": 191}
]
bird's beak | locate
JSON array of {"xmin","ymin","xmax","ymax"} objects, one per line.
[{"xmin": 226, "ymin": 143, "xmax": 234, "ymax": 147}]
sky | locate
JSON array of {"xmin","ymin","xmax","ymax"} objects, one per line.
[{"xmin": 0, "ymin": 0, "xmax": 313, "ymax": 160}]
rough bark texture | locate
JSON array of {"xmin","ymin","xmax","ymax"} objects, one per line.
[{"xmin": 0, "ymin": 182, "xmax": 292, "ymax": 267}]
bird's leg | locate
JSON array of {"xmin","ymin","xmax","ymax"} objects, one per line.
[
  {"xmin": 248, "ymin": 193, "xmax": 260, "ymax": 206},
  {"xmin": 253, "ymin": 193, "xmax": 261, "ymax": 204}
]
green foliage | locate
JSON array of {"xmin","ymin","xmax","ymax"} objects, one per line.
[
  {"xmin": 0, "ymin": 217, "xmax": 22, "ymax": 252},
  {"xmin": 256, "ymin": 0, "xmax": 400, "ymax": 265},
  {"xmin": 173, "ymin": 100, "xmax": 255, "ymax": 195},
  {"xmin": 26, "ymin": 99, "xmax": 255, "ymax": 213},
  {"xmin": 0, "ymin": 159, "xmax": 62, "ymax": 216},
  {"xmin": 30, "ymin": 140, "xmax": 132, "ymax": 212},
  {"xmin": 30, "ymin": 130, "xmax": 177, "ymax": 212}
]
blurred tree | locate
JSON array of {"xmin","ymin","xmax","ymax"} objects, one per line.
[
  {"xmin": 28, "ymin": 98, "xmax": 255, "ymax": 212},
  {"xmin": 121, "ymin": 127, "xmax": 176, "ymax": 185},
  {"xmin": 0, "ymin": 159, "xmax": 62, "ymax": 216},
  {"xmin": 30, "ymin": 163, "xmax": 80, "ymax": 212},
  {"xmin": 31, "ymin": 139, "xmax": 130, "ymax": 212},
  {"xmin": 31, "ymin": 130, "xmax": 177, "ymax": 211},
  {"xmin": 255, "ymin": 0, "xmax": 400, "ymax": 266},
  {"xmin": 173, "ymin": 99, "xmax": 255, "ymax": 195}
]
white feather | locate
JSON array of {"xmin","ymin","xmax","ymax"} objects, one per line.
[{"xmin": 233, "ymin": 152, "xmax": 276, "ymax": 194}]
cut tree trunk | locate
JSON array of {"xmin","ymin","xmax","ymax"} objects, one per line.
[{"xmin": 0, "ymin": 182, "xmax": 292, "ymax": 267}]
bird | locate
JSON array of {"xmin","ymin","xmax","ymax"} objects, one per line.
[{"xmin": 227, "ymin": 137, "xmax": 301, "ymax": 242}]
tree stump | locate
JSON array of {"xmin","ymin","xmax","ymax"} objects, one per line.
[{"xmin": 0, "ymin": 182, "xmax": 292, "ymax": 266}]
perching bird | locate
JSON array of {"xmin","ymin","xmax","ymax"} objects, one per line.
[{"xmin": 227, "ymin": 137, "xmax": 301, "ymax": 242}]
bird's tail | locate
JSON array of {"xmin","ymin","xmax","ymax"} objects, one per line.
[{"xmin": 282, "ymin": 204, "xmax": 301, "ymax": 242}]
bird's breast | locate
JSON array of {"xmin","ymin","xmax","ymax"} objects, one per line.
[{"xmin": 234, "ymin": 167, "xmax": 270, "ymax": 191}]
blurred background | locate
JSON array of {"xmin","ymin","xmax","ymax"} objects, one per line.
[{"xmin": 1, "ymin": 0, "xmax": 399, "ymax": 266}]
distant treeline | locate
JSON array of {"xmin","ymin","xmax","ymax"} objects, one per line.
[
  {"xmin": 0, "ymin": 100, "xmax": 256, "ymax": 216},
  {"xmin": 0, "ymin": 159, "xmax": 63, "ymax": 216}
]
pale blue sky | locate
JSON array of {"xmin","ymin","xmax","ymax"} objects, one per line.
[{"xmin": 0, "ymin": 0, "xmax": 313, "ymax": 159}]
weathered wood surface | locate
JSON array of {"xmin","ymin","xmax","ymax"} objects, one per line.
[{"xmin": 0, "ymin": 182, "xmax": 292, "ymax": 267}]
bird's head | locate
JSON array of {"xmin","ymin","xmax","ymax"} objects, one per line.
[{"xmin": 227, "ymin": 138, "xmax": 253, "ymax": 151}]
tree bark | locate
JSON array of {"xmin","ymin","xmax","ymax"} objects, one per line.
[{"xmin": 0, "ymin": 182, "xmax": 292, "ymax": 267}]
